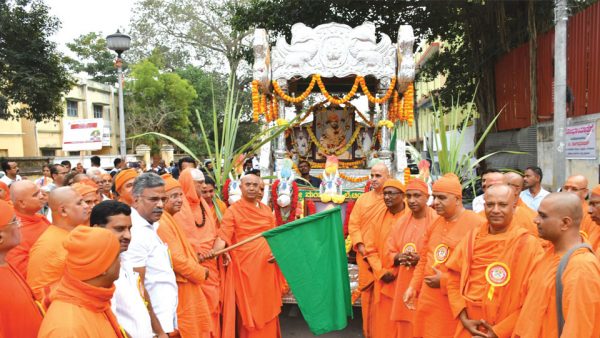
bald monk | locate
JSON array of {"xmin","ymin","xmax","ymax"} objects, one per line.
[
  {"xmin": 0, "ymin": 181, "xmax": 10, "ymax": 201},
  {"xmin": 159, "ymin": 174, "xmax": 212, "ymax": 337},
  {"xmin": 504, "ymin": 172, "xmax": 539, "ymax": 236},
  {"xmin": 348, "ymin": 162, "xmax": 389, "ymax": 336},
  {"xmin": 562, "ymin": 175, "xmax": 597, "ymax": 247},
  {"xmin": 114, "ymin": 168, "xmax": 138, "ymax": 205},
  {"xmin": 446, "ymin": 185, "xmax": 543, "ymax": 338},
  {"xmin": 587, "ymin": 185, "xmax": 600, "ymax": 254},
  {"xmin": 201, "ymin": 177, "xmax": 227, "ymax": 228},
  {"xmin": 362, "ymin": 179, "xmax": 407, "ymax": 338},
  {"xmin": 404, "ymin": 174, "xmax": 486, "ymax": 338},
  {"xmin": 0, "ymin": 200, "xmax": 43, "ymax": 337},
  {"xmin": 209, "ymin": 174, "xmax": 282, "ymax": 338},
  {"xmin": 38, "ymin": 226, "xmax": 125, "ymax": 337},
  {"xmin": 472, "ymin": 171, "xmax": 505, "ymax": 213},
  {"xmin": 387, "ymin": 179, "xmax": 439, "ymax": 337},
  {"xmin": 514, "ymin": 193, "xmax": 600, "ymax": 337},
  {"xmin": 178, "ymin": 168, "xmax": 222, "ymax": 337},
  {"xmin": 6, "ymin": 180, "xmax": 49, "ymax": 277},
  {"xmin": 27, "ymin": 186, "xmax": 90, "ymax": 300}
]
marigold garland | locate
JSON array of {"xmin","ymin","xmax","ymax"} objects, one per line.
[
  {"xmin": 307, "ymin": 159, "xmax": 365, "ymax": 169},
  {"xmin": 403, "ymin": 83, "xmax": 414, "ymax": 127},
  {"xmin": 315, "ymin": 74, "xmax": 360, "ymax": 105},
  {"xmin": 404, "ymin": 167, "xmax": 411, "ymax": 184},
  {"xmin": 272, "ymin": 76, "xmax": 317, "ymax": 103},
  {"xmin": 359, "ymin": 76, "xmax": 397, "ymax": 104},
  {"xmin": 306, "ymin": 125, "xmax": 362, "ymax": 156},
  {"xmin": 252, "ymin": 80, "xmax": 260, "ymax": 122}
]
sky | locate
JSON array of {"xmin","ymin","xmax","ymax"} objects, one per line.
[{"xmin": 46, "ymin": 0, "xmax": 135, "ymax": 55}]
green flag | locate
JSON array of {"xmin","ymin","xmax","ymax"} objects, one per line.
[{"xmin": 262, "ymin": 207, "xmax": 352, "ymax": 335}]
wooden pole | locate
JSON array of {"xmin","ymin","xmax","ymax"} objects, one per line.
[{"xmin": 212, "ymin": 232, "xmax": 264, "ymax": 256}]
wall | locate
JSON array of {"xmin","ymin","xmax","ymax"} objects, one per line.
[
  {"xmin": 537, "ymin": 113, "xmax": 600, "ymax": 189},
  {"xmin": 0, "ymin": 119, "xmax": 24, "ymax": 157}
]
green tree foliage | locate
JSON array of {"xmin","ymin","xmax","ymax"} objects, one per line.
[
  {"xmin": 65, "ymin": 32, "xmax": 120, "ymax": 84},
  {"xmin": 0, "ymin": 0, "xmax": 72, "ymax": 121},
  {"xmin": 125, "ymin": 60, "xmax": 197, "ymax": 148}
]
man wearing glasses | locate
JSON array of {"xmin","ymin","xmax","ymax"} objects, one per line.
[
  {"xmin": 122, "ymin": 173, "xmax": 178, "ymax": 338},
  {"xmin": 0, "ymin": 199, "xmax": 44, "ymax": 337},
  {"xmin": 562, "ymin": 175, "xmax": 596, "ymax": 243}
]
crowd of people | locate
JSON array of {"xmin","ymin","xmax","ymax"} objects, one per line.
[{"xmin": 0, "ymin": 155, "xmax": 599, "ymax": 338}]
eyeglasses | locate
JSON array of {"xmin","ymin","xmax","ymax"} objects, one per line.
[{"xmin": 383, "ymin": 191, "xmax": 404, "ymax": 197}]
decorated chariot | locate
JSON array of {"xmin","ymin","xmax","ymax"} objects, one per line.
[{"xmin": 247, "ymin": 21, "xmax": 418, "ymax": 304}]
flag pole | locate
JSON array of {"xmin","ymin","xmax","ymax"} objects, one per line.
[{"xmin": 212, "ymin": 232, "xmax": 264, "ymax": 256}]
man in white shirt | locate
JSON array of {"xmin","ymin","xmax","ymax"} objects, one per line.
[
  {"xmin": 0, "ymin": 160, "xmax": 22, "ymax": 187},
  {"xmin": 519, "ymin": 166, "xmax": 550, "ymax": 211},
  {"xmin": 91, "ymin": 200, "xmax": 154, "ymax": 338},
  {"xmin": 122, "ymin": 173, "xmax": 179, "ymax": 337},
  {"xmin": 471, "ymin": 169, "xmax": 504, "ymax": 213}
]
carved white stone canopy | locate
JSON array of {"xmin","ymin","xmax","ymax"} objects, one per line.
[{"xmin": 252, "ymin": 21, "xmax": 415, "ymax": 93}]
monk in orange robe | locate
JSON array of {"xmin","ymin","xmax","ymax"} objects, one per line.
[
  {"xmin": 446, "ymin": 184, "xmax": 544, "ymax": 338},
  {"xmin": 114, "ymin": 169, "xmax": 138, "ymax": 206},
  {"xmin": 497, "ymin": 172, "xmax": 539, "ymax": 236},
  {"xmin": 0, "ymin": 199, "xmax": 44, "ymax": 337},
  {"xmin": 178, "ymin": 168, "xmax": 223, "ymax": 337},
  {"xmin": 72, "ymin": 182, "xmax": 99, "ymax": 225},
  {"xmin": 362, "ymin": 179, "xmax": 407, "ymax": 338},
  {"xmin": 588, "ymin": 185, "xmax": 600, "ymax": 255},
  {"xmin": 210, "ymin": 173, "xmax": 282, "ymax": 338},
  {"xmin": 388, "ymin": 179, "xmax": 439, "ymax": 337},
  {"xmin": 514, "ymin": 192, "xmax": 600, "ymax": 337},
  {"xmin": 562, "ymin": 175, "xmax": 598, "ymax": 249},
  {"xmin": 159, "ymin": 174, "xmax": 212, "ymax": 337},
  {"xmin": 404, "ymin": 174, "xmax": 486, "ymax": 338},
  {"xmin": 27, "ymin": 186, "xmax": 90, "ymax": 300},
  {"xmin": 348, "ymin": 162, "xmax": 389, "ymax": 336},
  {"xmin": 38, "ymin": 226, "xmax": 125, "ymax": 337},
  {"xmin": 202, "ymin": 177, "xmax": 227, "ymax": 229},
  {"xmin": 6, "ymin": 180, "xmax": 49, "ymax": 278},
  {"xmin": 0, "ymin": 181, "xmax": 10, "ymax": 201},
  {"xmin": 504, "ymin": 172, "xmax": 536, "ymax": 213}
]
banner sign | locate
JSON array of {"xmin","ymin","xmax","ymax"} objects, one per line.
[
  {"xmin": 62, "ymin": 119, "xmax": 104, "ymax": 151},
  {"xmin": 566, "ymin": 123, "xmax": 597, "ymax": 159}
]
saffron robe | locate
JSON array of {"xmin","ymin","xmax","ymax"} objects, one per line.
[
  {"xmin": 363, "ymin": 208, "xmax": 406, "ymax": 338},
  {"xmin": 387, "ymin": 208, "xmax": 439, "ymax": 338},
  {"xmin": 409, "ymin": 210, "xmax": 485, "ymax": 338},
  {"xmin": 27, "ymin": 225, "xmax": 71, "ymax": 300},
  {"xmin": 0, "ymin": 263, "xmax": 43, "ymax": 338},
  {"xmin": 446, "ymin": 221, "xmax": 544, "ymax": 338},
  {"xmin": 513, "ymin": 247, "xmax": 600, "ymax": 338},
  {"xmin": 218, "ymin": 198, "xmax": 282, "ymax": 338},
  {"xmin": 38, "ymin": 274, "xmax": 124, "ymax": 338},
  {"xmin": 158, "ymin": 212, "xmax": 211, "ymax": 337},
  {"xmin": 580, "ymin": 201, "xmax": 600, "ymax": 252},
  {"xmin": 6, "ymin": 210, "xmax": 50, "ymax": 278},
  {"xmin": 178, "ymin": 174, "xmax": 223, "ymax": 338},
  {"xmin": 347, "ymin": 190, "xmax": 387, "ymax": 336}
]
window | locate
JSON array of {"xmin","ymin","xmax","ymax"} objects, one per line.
[
  {"xmin": 67, "ymin": 100, "xmax": 78, "ymax": 117},
  {"xmin": 41, "ymin": 148, "xmax": 55, "ymax": 157},
  {"xmin": 93, "ymin": 105, "xmax": 103, "ymax": 119}
]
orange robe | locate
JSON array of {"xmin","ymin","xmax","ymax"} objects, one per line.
[
  {"xmin": 387, "ymin": 208, "xmax": 439, "ymax": 337},
  {"xmin": 409, "ymin": 210, "xmax": 485, "ymax": 338},
  {"xmin": 38, "ymin": 273, "xmax": 125, "ymax": 338},
  {"xmin": 580, "ymin": 201, "xmax": 600, "ymax": 252},
  {"xmin": 158, "ymin": 212, "xmax": 211, "ymax": 337},
  {"xmin": 6, "ymin": 210, "xmax": 50, "ymax": 278},
  {"xmin": 477, "ymin": 206, "xmax": 538, "ymax": 236},
  {"xmin": 218, "ymin": 198, "xmax": 282, "ymax": 338},
  {"xmin": 210, "ymin": 199, "xmax": 228, "ymax": 229},
  {"xmin": 178, "ymin": 174, "xmax": 222, "ymax": 338},
  {"xmin": 513, "ymin": 246, "xmax": 600, "ymax": 338},
  {"xmin": 363, "ymin": 208, "xmax": 406, "ymax": 338},
  {"xmin": 347, "ymin": 190, "xmax": 387, "ymax": 336},
  {"xmin": 27, "ymin": 225, "xmax": 71, "ymax": 300},
  {"xmin": 0, "ymin": 264, "xmax": 43, "ymax": 338},
  {"xmin": 446, "ymin": 221, "xmax": 544, "ymax": 338}
]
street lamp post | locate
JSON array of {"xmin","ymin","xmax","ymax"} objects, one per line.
[{"xmin": 106, "ymin": 30, "xmax": 131, "ymax": 157}]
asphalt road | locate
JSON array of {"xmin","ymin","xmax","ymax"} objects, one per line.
[{"xmin": 279, "ymin": 304, "xmax": 363, "ymax": 337}]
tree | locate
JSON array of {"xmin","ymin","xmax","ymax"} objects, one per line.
[
  {"xmin": 130, "ymin": 0, "xmax": 249, "ymax": 77},
  {"xmin": 65, "ymin": 32, "xmax": 120, "ymax": 84},
  {"xmin": 0, "ymin": 0, "xmax": 72, "ymax": 121},
  {"xmin": 125, "ymin": 60, "xmax": 197, "ymax": 149}
]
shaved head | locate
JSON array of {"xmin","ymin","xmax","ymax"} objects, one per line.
[
  {"xmin": 240, "ymin": 174, "xmax": 261, "ymax": 202},
  {"xmin": 505, "ymin": 172, "xmax": 524, "ymax": 191},
  {"xmin": 49, "ymin": 187, "xmax": 90, "ymax": 228},
  {"xmin": 10, "ymin": 180, "xmax": 44, "ymax": 214},
  {"xmin": 370, "ymin": 162, "xmax": 390, "ymax": 192},
  {"xmin": 562, "ymin": 175, "xmax": 589, "ymax": 201},
  {"xmin": 535, "ymin": 192, "xmax": 582, "ymax": 245},
  {"xmin": 482, "ymin": 172, "xmax": 507, "ymax": 192},
  {"xmin": 48, "ymin": 187, "xmax": 80, "ymax": 212},
  {"xmin": 484, "ymin": 184, "xmax": 516, "ymax": 231}
]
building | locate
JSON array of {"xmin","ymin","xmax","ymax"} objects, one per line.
[{"xmin": 0, "ymin": 76, "xmax": 121, "ymax": 157}]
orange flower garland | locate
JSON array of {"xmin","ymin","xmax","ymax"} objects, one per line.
[
  {"xmin": 315, "ymin": 74, "xmax": 360, "ymax": 105},
  {"xmin": 404, "ymin": 167, "xmax": 411, "ymax": 184},
  {"xmin": 272, "ymin": 76, "xmax": 317, "ymax": 103},
  {"xmin": 252, "ymin": 80, "xmax": 260, "ymax": 122},
  {"xmin": 403, "ymin": 83, "xmax": 414, "ymax": 127},
  {"xmin": 359, "ymin": 76, "xmax": 397, "ymax": 104},
  {"xmin": 271, "ymin": 96, "xmax": 279, "ymax": 121}
]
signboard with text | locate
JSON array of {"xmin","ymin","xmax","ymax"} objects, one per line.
[
  {"xmin": 62, "ymin": 119, "xmax": 104, "ymax": 151},
  {"xmin": 566, "ymin": 122, "xmax": 597, "ymax": 159}
]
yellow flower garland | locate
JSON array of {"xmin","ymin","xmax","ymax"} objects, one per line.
[
  {"xmin": 252, "ymin": 80, "xmax": 260, "ymax": 122},
  {"xmin": 272, "ymin": 76, "xmax": 317, "ymax": 103},
  {"xmin": 315, "ymin": 74, "xmax": 360, "ymax": 105},
  {"xmin": 306, "ymin": 125, "xmax": 362, "ymax": 156},
  {"xmin": 377, "ymin": 119, "xmax": 394, "ymax": 129},
  {"xmin": 306, "ymin": 159, "xmax": 365, "ymax": 170},
  {"xmin": 359, "ymin": 76, "xmax": 396, "ymax": 104}
]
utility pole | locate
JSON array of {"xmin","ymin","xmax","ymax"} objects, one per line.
[{"xmin": 552, "ymin": 0, "xmax": 568, "ymax": 190}]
